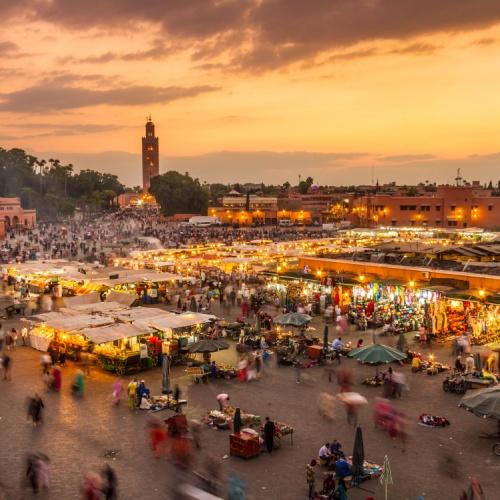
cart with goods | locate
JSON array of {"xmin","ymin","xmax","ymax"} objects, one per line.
[
  {"xmin": 215, "ymin": 364, "xmax": 237, "ymax": 379},
  {"xmin": 442, "ymin": 374, "xmax": 467, "ymax": 394},
  {"xmin": 229, "ymin": 430, "xmax": 261, "ymax": 459},
  {"xmin": 186, "ymin": 366, "xmax": 207, "ymax": 384},
  {"xmin": 148, "ymin": 395, "xmax": 187, "ymax": 413}
]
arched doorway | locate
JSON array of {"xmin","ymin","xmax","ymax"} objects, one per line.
[
  {"xmin": 12, "ymin": 216, "xmax": 19, "ymax": 226},
  {"xmin": 4, "ymin": 216, "xmax": 11, "ymax": 227}
]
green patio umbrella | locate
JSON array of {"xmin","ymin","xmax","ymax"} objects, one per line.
[
  {"xmin": 459, "ymin": 386, "xmax": 500, "ymax": 436},
  {"xmin": 348, "ymin": 344, "xmax": 407, "ymax": 364},
  {"xmin": 273, "ymin": 312, "xmax": 312, "ymax": 327},
  {"xmin": 348, "ymin": 343, "xmax": 406, "ymax": 376}
]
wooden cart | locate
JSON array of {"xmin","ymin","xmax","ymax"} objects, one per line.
[{"xmin": 229, "ymin": 432, "xmax": 260, "ymax": 459}]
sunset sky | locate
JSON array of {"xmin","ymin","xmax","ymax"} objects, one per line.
[{"xmin": 1, "ymin": 0, "xmax": 500, "ymax": 187}]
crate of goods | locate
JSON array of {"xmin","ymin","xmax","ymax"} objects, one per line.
[
  {"xmin": 307, "ymin": 345, "xmax": 323, "ymax": 359},
  {"xmin": 230, "ymin": 432, "xmax": 260, "ymax": 458}
]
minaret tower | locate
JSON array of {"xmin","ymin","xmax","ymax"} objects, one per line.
[{"xmin": 142, "ymin": 116, "xmax": 159, "ymax": 192}]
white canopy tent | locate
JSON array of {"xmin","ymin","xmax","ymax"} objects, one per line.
[{"xmin": 80, "ymin": 323, "xmax": 148, "ymax": 345}]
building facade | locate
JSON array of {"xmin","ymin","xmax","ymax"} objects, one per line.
[
  {"xmin": 209, "ymin": 193, "xmax": 311, "ymax": 225},
  {"xmin": 0, "ymin": 197, "xmax": 36, "ymax": 239},
  {"xmin": 142, "ymin": 117, "xmax": 159, "ymax": 192},
  {"xmin": 349, "ymin": 185, "xmax": 500, "ymax": 229}
]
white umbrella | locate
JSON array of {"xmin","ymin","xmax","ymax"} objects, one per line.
[
  {"xmin": 336, "ymin": 392, "xmax": 368, "ymax": 406},
  {"xmin": 379, "ymin": 455, "xmax": 393, "ymax": 500}
]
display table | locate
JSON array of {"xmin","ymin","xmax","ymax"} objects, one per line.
[
  {"xmin": 230, "ymin": 431, "xmax": 260, "ymax": 458},
  {"xmin": 29, "ymin": 333, "xmax": 52, "ymax": 352}
]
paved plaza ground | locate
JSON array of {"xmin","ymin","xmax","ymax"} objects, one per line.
[{"xmin": 1, "ymin": 306, "xmax": 499, "ymax": 499}]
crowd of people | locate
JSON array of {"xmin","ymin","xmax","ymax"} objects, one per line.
[{"xmin": 1, "ymin": 208, "xmax": 330, "ymax": 265}]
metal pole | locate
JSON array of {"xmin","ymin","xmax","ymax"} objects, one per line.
[{"xmin": 162, "ymin": 354, "xmax": 171, "ymax": 395}]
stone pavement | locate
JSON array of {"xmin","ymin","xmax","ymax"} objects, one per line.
[{"xmin": 0, "ymin": 312, "xmax": 499, "ymax": 499}]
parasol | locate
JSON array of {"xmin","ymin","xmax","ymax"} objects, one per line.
[
  {"xmin": 336, "ymin": 392, "xmax": 368, "ymax": 406},
  {"xmin": 351, "ymin": 425, "xmax": 365, "ymax": 481},
  {"xmin": 161, "ymin": 354, "xmax": 171, "ymax": 395},
  {"xmin": 323, "ymin": 325, "xmax": 329, "ymax": 353},
  {"xmin": 348, "ymin": 344, "xmax": 406, "ymax": 375},
  {"xmin": 188, "ymin": 339, "xmax": 229, "ymax": 353},
  {"xmin": 273, "ymin": 312, "xmax": 312, "ymax": 327},
  {"xmin": 379, "ymin": 455, "xmax": 393, "ymax": 500},
  {"xmin": 188, "ymin": 339, "xmax": 229, "ymax": 363},
  {"xmin": 459, "ymin": 386, "xmax": 500, "ymax": 436}
]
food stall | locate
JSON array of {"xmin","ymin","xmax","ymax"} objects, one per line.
[
  {"xmin": 26, "ymin": 311, "xmax": 115, "ymax": 355},
  {"xmin": 82, "ymin": 323, "xmax": 157, "ymax": 374}
]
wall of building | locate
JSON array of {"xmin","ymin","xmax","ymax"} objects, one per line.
[
  {"xmin": 208, "ymin": 207, "xmax": 311, "ymax": 225},
  {"xmin": 0, "ymin": 197, "xmax": 36, "ymax": 238},
  {"xmin": 298, "ymin": 256, "xmax": 500, "ymax": 291},
  {"xmin": 350, "ymin": 186, "xmax": 500, "ymax": 229}
]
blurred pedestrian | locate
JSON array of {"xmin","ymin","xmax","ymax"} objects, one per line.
[
  {"xmin": 49, "ymin": 364, "xmax": 62, "ymax": 392},
  {"xmin": 149, "ymin": 421, "xmax": 167, "ymax": 458},
  {"xmin": 101, "ymin": 465, "xmax": 117, "ymax": 500},
  {"xmin": 41, "ymin": 353, "xmax": 51, "ymax": 375},
  {"xmin": 112, "ymin": 378, "xmax": 123, "ymax": 406},
  {"xmin": 72, "ymin": 369, "xmax": 85, "ymax": 397},
  {"xmin": 189, "ymin": 419, "xmax": 203, "ymax": 450},
  {"xmin": 10, "ymin": 328, "xmax": 18, "ymax": 349},
  {"xmin": 37, "ymin": 453, "xmax": 50, "ymax": 492},
  {"xmin": 27, "ymin": 394, "xmax": 44, "ymax": 426},
  {"xmin": 82, "ymin": 472, "xmax": 102, "ymax": 500},
  {"xmin": 1, "ymin": 353, "xmax": 11, "ymax": 381},
  {"xmin": 25, "ymin": 454, "xmax": 39, "ymax": 494},
  {"xmin": 21, "ymin": 325, "xmax": 29, "ymax": 346}
]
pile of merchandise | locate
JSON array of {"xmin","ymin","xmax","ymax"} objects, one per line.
[{"xmin": 418, "ymin": 413, "xmax": 450, "ymax": 427}]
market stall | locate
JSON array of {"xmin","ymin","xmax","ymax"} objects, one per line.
[
  {"xmin": 82, "ymin": 323, "xmax": 157, "ymax": 374},
  {"xmin": 26, "ymin": 311, "xmax": 114, "ymax": 353}
]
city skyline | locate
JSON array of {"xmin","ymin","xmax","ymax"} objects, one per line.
[{"xmin": 1, "ymin": 1, "xmax": 500, "ymax": 185}]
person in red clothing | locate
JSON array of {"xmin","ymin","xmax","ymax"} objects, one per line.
[
  {"xmin": 81, "ymin": 472, "xmax": 102, "ymax": 500},
  {"xmin": 149, "ymin": 422, "xmax": 167, "ymax": 458}
]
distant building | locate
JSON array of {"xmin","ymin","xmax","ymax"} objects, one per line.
[
  {"xmin": 142, "ymin": 116, "xmax": 159, "ymax": 192},
  {"xmin": 116, "ymin": 192, "xmax": 159, "ymax": 209},
  {"xmin": 209, "ymin": 194, "xmax": 311, "ymax": 225},
  {"xmin": 0, "ymin": 197, "xmax": 36, "ymax": 239},
  {"xmin": 349, "ymin": 185, "xmax": 500, "ymax": 229},
  {"xmin": 279, "ymin": 193, "xmax": 335, "ymax": 222}
]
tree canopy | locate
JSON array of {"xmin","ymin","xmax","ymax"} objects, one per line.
[
  {"xmin": 150, "ymin": 171, "xmax": 209, "ymax": 216},
  {"xmin": 0, "ymin": 147, "xmax": 124, "ymax": 219},
  {"xmin": 298, "ymin": 176, "xmax": 314, "ymax": 194}
]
